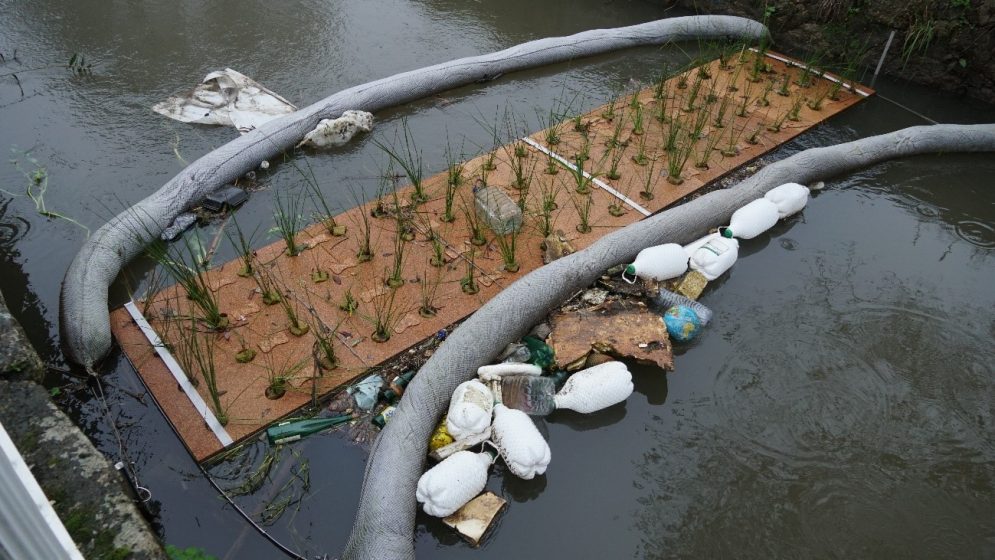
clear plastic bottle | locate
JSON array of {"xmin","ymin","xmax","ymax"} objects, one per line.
[
  {"xmin": 474, "ymin": 185, "xmax": 522, "ymax": 235},
  {"xmin": 654, "ymin": 287, "xmax": 713, "ymax": 326},
  {"xmin": 500, "ymin": 375, "xmax": 557, "ymax": 416}
]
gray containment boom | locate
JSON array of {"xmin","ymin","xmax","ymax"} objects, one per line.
[
  {"xmin": 344, "ymin": 123, "xmax": 995, "ymax": 559},
  {"xmin": 60, "ymin": 15, "xmax": 768, "ymax": 372}
]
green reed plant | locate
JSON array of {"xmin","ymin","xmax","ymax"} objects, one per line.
[
  {"xmin": 370, "ymin": 273, "xmax": 403, "ymax": 343},
  {"xmin": 693, "ymin": 129, "xmax": 724, "ymax": 170},
  {"xmin": 340, "ymin": 287, "xmax": 359, "ymax": 315},
  {"xmin": 460, "ymin": 197, "xmax": 487, "ymax": 246},
  {"xmin": 375, "ymin": 118, "xmax": 427, "ymax": 203},
  {"xmin": 146, "ymin": 238, "xmax": 228, "ymax": 330},
  {"xmin": 460, "ymin": 251, "xmax": 479, "ymax": 295},
  {"xmin": 443, "ymin": 138, "xmax": 465, "ymax": 223},
  {"xmin": 273, "ymin": 188, "xmax": 305, "ymax": 257},
  {"xmin": 572, "ymin": 192, "xmax": 593, "ymax": 234},
  {"xmin": 175, "ymin": 319, "xmax": 227, "ymax": 424},
  {"xmin": 226, "ymin": 215, "xmax": 258, "ymax": 278},
  {"xmin": 419, "ymin": 264, "xmax": 442, "ymax": 318}
]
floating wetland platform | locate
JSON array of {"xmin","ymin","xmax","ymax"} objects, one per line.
[{"xmin": 111, "ymin": 50, "xmax": 873, "ymax": 461}]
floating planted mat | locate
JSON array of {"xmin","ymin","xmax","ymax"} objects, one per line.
[{"xmin": 111, "ymin": 50, "xmax": 873, "ymax": 461}]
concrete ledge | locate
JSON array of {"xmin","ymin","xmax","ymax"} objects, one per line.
[
  {"xmin": 0, "ymin": 381, "xmax": 165, "ymax": 559},
  {"xmin": 0, "ymin": 290, "xmax": 43, "ymax": 383}
]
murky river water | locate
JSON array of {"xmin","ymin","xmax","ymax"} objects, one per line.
[{"xmin": 1, "ymin": 1, "xmax": 993, "ymax": 558}]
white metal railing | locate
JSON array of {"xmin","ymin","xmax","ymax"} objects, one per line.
[{"xmin": 0, "ymin": 421, "xmax": 84, "ymax": 560}]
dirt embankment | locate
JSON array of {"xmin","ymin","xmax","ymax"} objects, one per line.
[{"xmin": 670, "ymin": 0, "xmax": 995, "ymax": 104}]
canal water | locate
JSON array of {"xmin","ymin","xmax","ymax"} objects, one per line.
[{"xmin": 1, "ymin": 1, "xmax": 992, "ymax": 558}]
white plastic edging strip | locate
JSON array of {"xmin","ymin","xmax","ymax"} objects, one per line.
[
  {"xmin": 123, "ymin": 302, "xmax": 234, "ymax": 447},
  {"xmin": 0, "ymin": 422, "xmax": 85, "ymax": 560},
  {"xmin": 751, "ymin": 48, "xmax": 872, "ymax": 97},
  {"xmin": 521, "ymin": 137, "xmax": 652, "ymax": 217}
]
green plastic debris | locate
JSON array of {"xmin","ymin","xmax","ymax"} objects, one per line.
[
  {"xmin": 523, "ymin": 336, "xmax": 555, "ymax": 369},
  {"xmin": 267, "ymin": 414, "xmax": 354, "ymax": 445}
]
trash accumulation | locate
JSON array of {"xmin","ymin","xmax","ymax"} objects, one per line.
[
  {"xmin": 404, "ymin": 182, "xmax": 812, "ymax": 545},
  {"xmin": 152, "ymin": 68, "xmax": 297, "ymax": 134}
]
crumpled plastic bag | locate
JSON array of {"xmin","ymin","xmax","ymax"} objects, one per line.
[
  {"xmin": 347, "ymin": 374, "xmax": 383, "ymax": 411},
  {"xmin": 296, "ymin": 110, "xmax": 374, "ymax": 149},
  {"xmin": 152, "ymin": 68, "xmax": 297, "ymax": 134}
]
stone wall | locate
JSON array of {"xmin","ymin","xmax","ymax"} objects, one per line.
[
  {"xmin": 668, "ymin": 0, "xmax": 995, "ymax": 104},
  {"xmin": 1, "ymin": 290, "xmax": 165, "ymax": 559}
]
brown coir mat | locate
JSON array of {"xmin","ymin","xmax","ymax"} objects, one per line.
[{"xmin": 110, "ymin": 50, "xmax": 873, "ymax": 461}]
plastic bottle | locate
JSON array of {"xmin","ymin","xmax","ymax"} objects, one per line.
[
  {"xmin": 622, "ymin": 243, "xmax": 689, "ymax": 283},
  {"xmin": 685, "ymin": 233, "xmax": 738, "ymax": 281},
  {"xmin": 474, "ymin": 185, "xmax": 522, "ymax": 235},
  {"xmin": 720, "ymin": 198, "xmax": 779, "ymax": 240},
  {"xmin": 371, "ymin": 405, "xmax": 396, "ymax": 429},
  {"xmin": 764, "ymin": 182, "xmax": 810, "ymax": 218},
  {"xmin": 266, "ymin": 414, "xmax": 354, "ymax": 445},
  {"xmin": 380, "ymin": 370, "xmax": 416, "ymax": 404},
  {"xmin": 491, "ymin": 404, "xmax": 551, "ymax": 479},
  {"xmin": 417, "ymin": 450, "xmax": 493, "ymax": 517},
  {"xmin": 477, "ymin": 362, "xmax": 542, "ymax": 382},
  {"xmin": 500, "ymin": 375, "xmax": 557, "ymax": 416},
  {"xmin": 446, "ymin": 379, "xmax": 494, "ymax": 439},
  {"xmin": 654, "ymin": 287, "xmax": 713, "ymax": 326},
  {"xmin": 554, "ymin": 361, "xmax": 633, "ymax": 413},
  {"xmin": 523, "ymin": 336, "xmax": 555, "ymax": 369}
]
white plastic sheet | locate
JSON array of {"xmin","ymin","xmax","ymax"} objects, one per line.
[{"xmin": 152, "ymin": 68, "xmax": 297, "ymax": 134}]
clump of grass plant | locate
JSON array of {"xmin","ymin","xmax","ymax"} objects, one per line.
[
  {"xmin": 146, "ymin": 238, "xmax": 228, "ymax": 330},
  {"xmin": 767, "ymin": 108, "xmax": 790, "ymax": 133},
  {"xmin": 340, "ymin": 287, "xmax": 359, "ymax": 315},
  {"xmin": 349, "ymin": 189, "xmax": 374, "ymax": 263},
  {"xmin": 600, "ymin": 88, "xmax": 619, "ymax": 120},
  {"xmin": 226, "ymin": 215, "xmax": 258, "ymax": 278},
  {"xmin": 301, "ymin": 162, "xmax": 346, "ymax": 236},
  {"xmin": 494, "ymin": 229, "xmax": 520, "ymax": 273},
  {"xmin": 461, "ymin": 197, "xmax": 487, "ymax": 247},
  {"xmin": 370, "ymin": 274, "xmax": 403, "ymax": 343},
  {"xmin": 387, "ymin": 207, "xmax": 407, "ymax": 289},
  {"xmin": 693, "ymin": 129, "xmax": 724, "ymax": 170},
  {"xmin": 535, "ymin": 178, "xmax": 560, "ymax": 238},
  {"xmin": 234, "ymin": 332, "xmax": 256, "ymax": 364},
  {"xmin": 630, "ymin": 102, "xmax": 645, "ymax": 136},
  {"xmin": 375, "ymin": 118, "xmax": 427, "ymax": 204},
  {"xmin": 252, "ymin": 264, "xmax": 282, "ymax": 306},
  {"xmin": 371, "ymin": 164, "xmax": 394, "ymax": 218},
  {"xmin": 631, "ymin": 131, "xmax": 649, "ymax": 166},
  {"xmin": 274, "ymin": 280, "xmax": 309, "ymax": 337},
  {"xmin": 746, "ymin": 125, "xmax": 763, "ymax": 145},
  {"xmin": 787, "ymin": 94, "xmax": 805, "ymax": 121},
  {"xmin": 175, "ymin": 320, "xmax": 227, "ymax": 425},
  {"xmin": 777, "ymin": 73, "xmax": 791, "ymax": 97},
  {"xmin": 273, "ymin": 189, "xmax": 305, "ymax": 257},
  {"xmin": 806, "ymin": 85, "xmax": 831, "ymax": 111},
  {"xmin": 571, "ymin": 192, "xmax": 594, "ymax": 234},
  {"xmin": 713, "ymin": 95, "xmax": 731, "ymax": 128},
  {"xmin": 683, "ymin": 75, "xmax": 704, "ymax": 112},
  {"xmin": 606, "ymin": 140, "xmax": 628, "ymax": 181},
  {"xmin": 639, "ymin": 156, "xmax": 659, "ymax": 201},
  {"xmin": 419, "ymin": 264, "xmax": 442, "ymax": 318},
  {"xmin": 569, "ymin": 152, "xmax": 595, "ymax": 194},
  {"xmin": 443, "ymin": 137, "xmax": 465, "ymax": 223},
  {"xmin": 759, "ymin": 80, "xmax": 774, "ymax": 107},
  {"xmin": 721, "ymin": 120, "xmax": 747, "ymax": 157},
  {"xmin": 665, "ymin": 133, "xmax": 694, "ymax": 185},
  {"xmin": 461, "ymin": 251, "xmax": 479, "ymax": 295},
  {"xmin": 262, "ymin": 353, "xmax": 307, "ymax": 400}
]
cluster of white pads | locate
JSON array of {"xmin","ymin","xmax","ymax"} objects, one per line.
[
  {"xmin": 624, "ymin": 183, "xmax": 810, "ymax": 283},
  {"xmin": 416, "ymin": 361, "xmax": 634, "ymax": 517}
]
